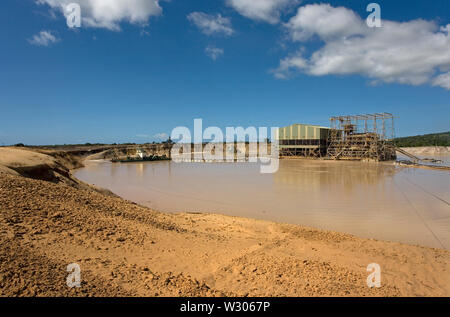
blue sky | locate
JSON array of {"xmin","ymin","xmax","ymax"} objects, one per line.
[{"xmin": 0, "ymin": 0, "xmax": 449, "ymax": 145}]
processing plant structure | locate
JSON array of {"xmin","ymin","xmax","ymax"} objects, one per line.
[{"xmin": 278, "ymin": 113, "xmax": 397, "ymax": 161}]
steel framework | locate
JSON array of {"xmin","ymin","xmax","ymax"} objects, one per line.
[{"xmin": 326, "ymin": 113, "xmax": 396, "ymax": 161}]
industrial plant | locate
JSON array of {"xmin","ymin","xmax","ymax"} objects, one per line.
[
  {"xmin": 105, "ymin": 112, "xmax": 426, "ymax": 164},
  {"xmin": 278, "ymin": 113, "xmax": 398, "ymax": 162}
]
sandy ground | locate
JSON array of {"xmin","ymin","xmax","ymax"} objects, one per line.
[
  {"xmin": 0, "ymin": 147, "xmax": 449, "ymax": 297},
  {"xmin": 401, "ymin": 146, "xmax": 450, "ymax": 156}
]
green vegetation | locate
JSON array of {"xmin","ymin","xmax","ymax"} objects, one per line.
[{"xmin": 394, "ymin": 131, "xmax": 450, "ymax": 147}]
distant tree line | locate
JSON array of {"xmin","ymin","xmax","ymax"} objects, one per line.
[{"xmin": 394, "ymin": 131, "xmax": 450, "ymax": 147}]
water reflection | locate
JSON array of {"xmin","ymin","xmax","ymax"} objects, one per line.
[
  {"xmin": 274, "ymin": 160, "xmax": 397, "ymax": 190},
  {"xmin": 75, "ymin": 159, "xmax": 450, "ymax": 249}
]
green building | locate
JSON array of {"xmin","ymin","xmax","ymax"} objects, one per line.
[{"xmin": 276, "ymin": 124, "xmax": 331, "ymax": 157}]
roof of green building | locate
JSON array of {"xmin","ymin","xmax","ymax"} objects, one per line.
[{"xmin": 279, "ymin": 124, "xmax": 330, "ymax": 130}]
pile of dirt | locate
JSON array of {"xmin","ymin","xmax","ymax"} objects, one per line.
[
  {"xmin": 0, "ymin": 147, "xmax": 80, "ymax": 185},
  {"xmin": 400, "ymin": 146, "xmax": 450, "ymax": 156},
  {"xmin": 0, "ymin": 147, "xmax": 118, "ymax": 197}
]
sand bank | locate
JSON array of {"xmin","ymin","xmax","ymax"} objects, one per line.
[
  {"xmin": 0, "ymin": 147, "xmax": 449, "ymax": 296},
  {"xmin": 400, "ymin": 146, "xmax": 450, "ymax": 156}
]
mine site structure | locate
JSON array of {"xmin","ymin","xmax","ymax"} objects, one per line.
[
  {"xmin": 277, "ymin": 124, "xmax": 330, "ymax": 158},
  {"xmin": 108, "ymin": 143, "xmax": 171, "ymax": 162},
  {"xmin": 326, "ymin": 113, "xmax": 397, "ymax": 161}
]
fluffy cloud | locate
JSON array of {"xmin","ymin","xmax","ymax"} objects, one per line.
[
  {"xmin": 28, "ymin": 30, "xmax": 59, "ymax": 46},
  {"xmin": 187, "ymin": 12, "xmax": 234, "ymax": 36},
  {"xmin": 273, "ymin": 4, "xmax": 450, "ymax": 90},
  {"xmin": 433, "ymin": 72, "xmax": 450, "ymax": 90},
  {"xmin": 226, "ymin": 0, "xmax": 298, "ymax": 24},
  {"xmin": 285, "ymin": 4, "xmax": 365, "ymax": 41},
  {"xmin": 36, "ymin": 0, "xmax": 162, "ymax": 31},
  {"xmin": 205, "ymin": 45, "xmax": 224, "ymax": 60}
]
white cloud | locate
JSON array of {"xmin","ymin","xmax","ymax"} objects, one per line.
[
  {"xmin": 272, "ymin": 49, "xmax": 307, "ymax": 79},
  {"xmin": 285, "ymin": 4, "xmax": 365, "ymax": 41},
  {"xmin": 28, "ymin": 30, "xmax": 59, "ymax": 46},
  {"xmin": 433, "ymin": 72, "xmax": 450, "ymax": 90},
  {"xmin": 205, "ymin": 45, "xmax": 224, "ymax": 60},
  {"xmin": 153, "ymin": 133, "xmax": 168, "ymax": 140},
  {"xmin": 273, "ymin": 4, "xmax": 450, "ymax": 90},
  {"xmin": 136, "ymin": 133, "xmax": 168, "ymax": 140},
  {"xmin": 226, "ymin": 0, "xmax": 298, "ymax": 24},
  {"xmin": 187, "ymin": 12, "xmax": 234, "ymax": 36},
  {"xmin": 36, "ymin": 0, "xmax": 162, "ymax": 31}
]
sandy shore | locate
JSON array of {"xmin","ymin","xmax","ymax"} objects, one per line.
[{"xmin": 0, "ymin": 147, "xmax": 449, "ymax": 296}]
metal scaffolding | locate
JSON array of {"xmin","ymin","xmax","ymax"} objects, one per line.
[{"xmin": 326, "ymin": 113, "xmax": 396, "ymax": 161}]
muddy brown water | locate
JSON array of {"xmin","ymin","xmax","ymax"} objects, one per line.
[{"xmin": 74, "ymin": 159, "xmax": 450, "ymax": 250}]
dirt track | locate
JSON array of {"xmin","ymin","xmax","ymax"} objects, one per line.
[{"xmin": 0, "ymin": 147, "xmax": 449, "ymax": 296}]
